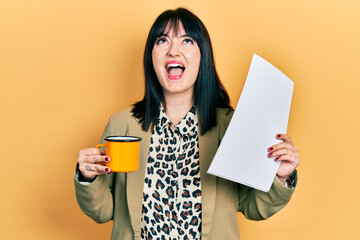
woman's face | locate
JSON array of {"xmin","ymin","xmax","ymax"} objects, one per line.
[{"xmin": 152, "ymin": 21, "xmax": 201, "ymax": 99}]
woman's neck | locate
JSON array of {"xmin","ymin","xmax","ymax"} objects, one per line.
[{"xmin": 163, "ymin": 92, "xmax": 194, "ymax": 126}]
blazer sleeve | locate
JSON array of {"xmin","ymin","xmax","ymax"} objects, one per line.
[
  {"xmin": 74, "ymin": 114, "xmax": 118, "ymax": 224},
  {"xmin": 237, "ymin": 171, "xmax": 297, "ymax": 220}
]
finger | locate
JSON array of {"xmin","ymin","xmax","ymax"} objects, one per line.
[
  {"xmin": 83, "ymin": 154, "xmax": 110, "ymax": 164},
  {"xmin": 79, "ymin": 164, "xmax": 98, "ymax": 179},
  {"xmin": 267, "ymin": 148, "xmax": 295, "ymax": 158},
  {"xmin": 274, "ymin": 155, "xmax": 300, "ymax": 168},
  {"xmin": 99, "ymin": 155, "xmax": 111, "ymax": 163},
  {"xmin": 90, "ymin": 155, "xmax": 111, "ymax": 164},
  {"xmin": 93, "ymin": 164, "xmax": 112, "ymax": 174},
  {"xmin": 85, "ymin": 164, "xmax": 94, "ymax": 172},
  {"xmin": 268, "ymin": 142, "xmax": 296, "ymax": 153},
  {"xmin": 276, "ymin": 133, "xmax": 293, "ymax": 144},
  {"xmin": 80, "ymin": 164, "xmax": 111, "ymax": 178}
]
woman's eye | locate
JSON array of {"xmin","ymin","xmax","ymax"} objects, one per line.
[
  {"xmin": 183, "ymin": 38, "xmax": 194, "ymax": 44},
  {"xmin": 156, "ymin": 38, "xmax": 167, "ymax": 45}
]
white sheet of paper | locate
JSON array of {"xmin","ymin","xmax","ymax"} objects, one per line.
[{"xmin": 207, "ymin": 54, "xmax": 294, "ymax": 192}]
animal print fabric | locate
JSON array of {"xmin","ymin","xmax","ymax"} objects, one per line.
[{"xmin": 140, "ymin": 105, "xmax": 201, "ymax": 240}]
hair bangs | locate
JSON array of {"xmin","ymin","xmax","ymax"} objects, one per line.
[{"xmin": 150, "ymin": 9, "xmax": 202, "ymax": 47}]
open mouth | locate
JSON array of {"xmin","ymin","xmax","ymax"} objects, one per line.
[{"xmin": 165, "ymin": 61, "xmax": 185, "ymax": 80}]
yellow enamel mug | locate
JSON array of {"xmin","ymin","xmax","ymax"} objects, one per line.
[{"xmin": 96, "ymin": 136, "xmax": 142, "ymax": 172}]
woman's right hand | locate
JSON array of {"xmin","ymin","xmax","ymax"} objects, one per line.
[{"xmin": 77, "ymin": 148, "xmax": 111, "ymax": 180}]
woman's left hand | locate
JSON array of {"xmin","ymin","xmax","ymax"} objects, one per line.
[{"xmin": 267, "ymin": 134, "xmax": 300, "ymax": 184}]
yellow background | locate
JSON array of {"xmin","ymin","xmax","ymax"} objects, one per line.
[{"xmin": 1, "ymin": 0, "xmax": 359, "ymax": 239}]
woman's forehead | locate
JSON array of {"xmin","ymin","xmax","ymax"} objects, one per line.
[{"xmin": 161, "ymin": 19, "xmax": 186, "ymax": 37}]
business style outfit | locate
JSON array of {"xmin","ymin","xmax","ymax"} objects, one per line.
[{"xmin": 75, "ymin": 107, "xmax": 297, "ymax": 240}]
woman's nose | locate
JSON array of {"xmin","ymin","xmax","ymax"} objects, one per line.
[{"xmin": 167, "ymin": 42, "xmax": 180, "ymax": 57}]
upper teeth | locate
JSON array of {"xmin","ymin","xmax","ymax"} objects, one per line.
[{"xmin": 166, "ymin": 63, "xmax": 184, "ymax": 68}]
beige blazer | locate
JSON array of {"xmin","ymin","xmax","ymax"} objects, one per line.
[{"xmin": 75, "ymin": 108, "xmax": 296, "ymax": 240}]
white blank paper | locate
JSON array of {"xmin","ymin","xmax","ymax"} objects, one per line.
[{"xmin": 207, "ymin": 54, "xmax": 294, "ymax": 192}]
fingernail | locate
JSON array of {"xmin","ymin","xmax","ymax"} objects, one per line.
[
  {"xmin": 276, "ymin": 134, "xmax": 281, "ymax": 138},
  {"xmin": 267, "ymin": 147, "xmax": 273, "ymax": 152},
  {"xmin": 268, "ymin": 153, "xmax": 273, "ymax": 157},
  {"xmin": 105, "ymin": 167, "xmax": 110, "ymax": 172},
  {"xmin": 275, "ymin": 157, "xmax": 280, "ymax": 161},
  {"xmin": 105, "ymin": 157, "xmax": 110, "ymax": 162}
]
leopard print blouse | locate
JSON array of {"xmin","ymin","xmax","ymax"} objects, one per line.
[{"xmin": 140, "ymin": 105, "xmax": 201, "ymax": 240}]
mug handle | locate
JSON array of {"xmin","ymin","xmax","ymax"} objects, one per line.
[{"xmin": 96, "ymin": 144, "xmax": 106, "ymax": 165}]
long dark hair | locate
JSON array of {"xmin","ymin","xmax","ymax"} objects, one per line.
[{"xmin": 132, "ymin": 8, "xmax": 231, "ymax": 135}]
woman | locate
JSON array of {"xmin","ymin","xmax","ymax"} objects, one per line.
[{"xmin": 75, "ymin": 8, "xmax": 300, "ymax": 240}]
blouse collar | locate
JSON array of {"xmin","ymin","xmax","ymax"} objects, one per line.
[{"xmin": 155, "ymin": 104, "xmax": 198, "ymax": 137}]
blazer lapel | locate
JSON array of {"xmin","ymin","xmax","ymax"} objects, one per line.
[
  {"xmin": 199, "ymin": 125, "xmax": 219, "ymax": 239},
  {"xmin": 126, "ymin": 119, "xmax": 152, "ymax": 239}
]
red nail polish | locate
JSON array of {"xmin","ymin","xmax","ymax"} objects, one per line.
[
  {"xmin": 275, "ymin": 157, "xmax": 280, "ymax": 161},
  {"xmin": 268, "ymin": 147, "xmax": 273, "ymax": 152},
  {"xmin": 277, "ymin": 134, "xmax": 281, "ymax": 138},
  {"xmin": 268, "ymin": 153, "xmax": 273, "ymax": 157},
  {"xmin": 105, "ymin": 168, "xmax": 110, "ymax": 172},
  {"xmin": 105, "ymin": 157, "xmax": 109, "ymax": 161}
]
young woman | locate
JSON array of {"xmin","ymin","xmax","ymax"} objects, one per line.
[{"xmin": 75, "ymin": 8, "xmax": 300, "ymax": 240}]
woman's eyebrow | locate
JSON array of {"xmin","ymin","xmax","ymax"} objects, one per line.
[
  {"xmin": 180, "ymin": 34, "xmax": 190, "ymax": 38},
  {"xmin": 156, "ymin": 33, "xmax": 193, "ymax": 39},
  {"xmin": 157, "ymin": 34, "xmax": 168, "ymax": 38}
]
